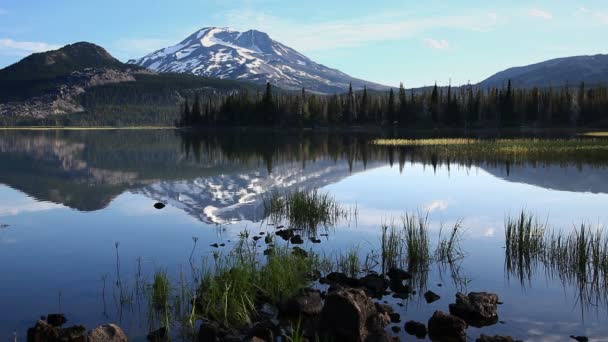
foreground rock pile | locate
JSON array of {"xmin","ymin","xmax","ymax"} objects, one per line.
[
  {"xmin": 27, "ymin": 314, "xmax": 127, "ymax": 342},
  {"xmin": 29, "ymin": 269, "xmax": 584, "ymax": 341}
]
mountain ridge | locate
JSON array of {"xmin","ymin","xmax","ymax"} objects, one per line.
[
  {"xmin": 128, "ymin": 27, "xmax": 390, "ymax": 94},
  {"xmin": 479, "ymin": 54, "xmax": 608, "ymax": 88}
]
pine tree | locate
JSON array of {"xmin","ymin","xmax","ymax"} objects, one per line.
[
  {"xmin": 398, "ymin": 82, "xmax": 407, "ymax": 125},
  {"xmin": 191, "ymin": 94, "xmax": 202, "ymax": 125},
  {"xmin": 387, "ymin": 88, "xmax": 396, "ymax": 125},
  {"xmin": 181, "ymin": 97, "xmax": 191, "ymax": 126},
  {"xmin": 430, "ymin": 83, "xmax": 439, "ymax": 124},
  {"xmin": 361, "ymin": 86, "xmax": 369, "ymax": 123}
]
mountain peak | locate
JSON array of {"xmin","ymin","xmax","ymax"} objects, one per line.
[
  {"xmin": 129, "ymin": 27, "xmax": 388, "ymax": 93},
  {"xmin": 0, "ymin": 41, "xmax": 126, "ymax": 81}
]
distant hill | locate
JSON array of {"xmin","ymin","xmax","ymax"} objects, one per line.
[
  {"xmin": 0, "ymin": 42, "xmax": 258, "ymax": 123},
  {"xmin": 479, "ymin": 54, "xmax": 608, "ymax": 88},
  {"xmin": 0, "ymin": 42, "xmax": 128, "ymax": 82},
  {"xmin": 128, "ymin": 27, "xmax": 390, "ymax": 94}
]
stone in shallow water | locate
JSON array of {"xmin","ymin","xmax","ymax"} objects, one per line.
[
  {"xmin": 88, "ymin": 324, "xmax": 127, "ymax": 342},
  {"xmin": 424, "ymin": 290, "xmax": 441, "ymax": 304},
  {"xmin": 290, "ymin": 234, "xmax": 304, "ymax": 244},
  {"xmin": 428, "ymin": 310, "xmax": 467, "ymax": 342},
  {"xmin": 46, "ymin": 313, "xmax": 66, "ymax": 327},
  {"xmin": 319, "ymin": 287, "xmax": 376, "ymax": 341},
  {"xmin": 404, "ymin": 320, "xmax": 427, "ymax": 339},
  {"xmin": 359, "ymin": 273, "xmax": 389, "ymax": 297},
  {"xmin": 279, "ymin": 289, "xmax": 323, "ymax": 317},
  {"xmin": 476, "ymin": 334, "xmax": 521, "ymax": 342},
  {"xmin": 449, "ymin": 292, "xmax": 499, "ymax": 327}
]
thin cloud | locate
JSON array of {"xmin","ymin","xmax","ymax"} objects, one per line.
[
  {"xmin": 424, "ymin": 200, "xmax": 449, "ymax": 213},
  {"xmin": 423, "ymin": 38, "xmax": 450, "ymax": 50},
  {"xmin": 527, "ymin": 9, "xmax": 553, "ymax": 20},
  {"xmin": 596, "ymin": 11, "xmax": 608, "ymax": 24},
  {"xmin": 0, "ymin": 38, "xmax": 61, "ymax": 56},
  {"xmin": 219, "ymin": 9, "xmax": 499, "ymax": 52}
]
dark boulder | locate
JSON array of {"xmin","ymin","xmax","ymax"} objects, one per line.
[
  {"xmin": 386, "ymin": 267, "xmax": 411, "ymax": 281},
  {"xmin": 46, "ymin": 314, "xmax": 67, "ymax": 327},
  {"xmin": 389, "ymin": 313, "xmax": 400, "ymax": 323},
  {"xmin": 246, "ymin": 321, "xmax": 277, "ymax": 341},
  {"xmin": 374, "ymin": 303, "xmax": 393, "ymax": 315},
  {"xmin": 88, "ymin": 324, "xmax": 127, "ymax": 342},
  {"xmin": 322, "ymin": 272, "xmax": 361, "ymax": 288},
  {"xmin": 290, "ymin": 235, "xmax": 304, "ymax": 244},
  {"xmin": 198, "ymin": 321, "xmax": 220, "ymax": 342},
  {"xmin": 279, "ymin": 289, "xmax": 323, "ymax": 317},
  {"xmin": 292, "ymin": 246, "xmax": 308, "ymax": 258},
  {"xmin": 449, "ymin": 292, "xmax": 499, "ymax": 327},
  {"xmin": 404, "ymin": 320, "xmax": 427, "ymax": 339},
  {"xmin": 319, "ymin": 288, "xmax": 376, "ymax": 341},
  {"xmin": 427, "ymin": 310, "xmax": 467, "ymax": 342},
  {"xmin": 424, "ymin": 290, "xmax": 441, "ymax": 304},
  {"xmin": 27, "ymin": 319, "xmax": 87, "ymax": 342},
  {"xmin": 359, "ymin": 273, "xmax": 389, "ymax": 297},
  {"xmin": 276, "ymin": 229, "xmax": 295, "ymax": 240},
  {"xmin": 147, "ymin": 327, "xmax": 168, "ymax": 342},
  {"xmin": 476, "ymin": 335, "xmax": 521, "ymax": 342}
]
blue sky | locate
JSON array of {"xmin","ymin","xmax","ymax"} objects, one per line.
[{"xmin": 0, "ymin": 0, "xmax": 606, "ymax": 87}]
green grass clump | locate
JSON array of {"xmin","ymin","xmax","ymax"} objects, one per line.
[
  {"xmin": 435, "ymin": 220, "xmax": 465, "ymax": 262},
  {"xmin": 337, "ymin": 247, "xmax": 361, "ymax": 278},
  {"xmin": 196, "ymin": 236, "xmax": 322, "ymax": 327},
  {"xmin": 380, "ymin": 213, "xmax": 431, "ymax": 273},
  {"xmin": 264, "ymin": 189, "xmax": 352, "ymax": 234},
  {"xmin": 504, "ymin": 212, "xmax": 608, "ymax": 307}
]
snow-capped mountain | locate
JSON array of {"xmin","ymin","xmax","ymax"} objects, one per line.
[{"xmin": 127, "ymin": 27, "xmax": 389, "ymax": 93}]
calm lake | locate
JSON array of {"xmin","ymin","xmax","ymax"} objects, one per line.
[{"xmin": 1, "ymin": 129, "xmax": 608, "ymax": 341}]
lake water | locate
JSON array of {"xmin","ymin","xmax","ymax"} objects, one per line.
[{"xmin": 1, "ymin": 129, "xmax": 608, "ymax": 341}]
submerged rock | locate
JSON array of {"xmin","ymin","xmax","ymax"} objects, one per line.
[
  {"xmin": 147, "ymin": 327, "xmax": 168, "ymax": 342},
  {"xmin": 88, "ymin": 324, "xmax": 128, "ymax": 342},
  {"xmin": 153, "ymin": 202, "xmax": 165, "ymax": 209},
  {"xmin": 276, "ymin": 229, "xmax": 295, "ymax": 240},
  {"xmin": 476, "ymin": 335, "xmax": 521, "ymax": 342},
  {"xmin": 404, "ymin": 320, "xmax": 427, "ymax": 339},
  {"xmin": 386, "ymin": 267, "xmax": 411, "ymax": 281},
  {"xmin": 449, "ymin": 292, "xmax": 499, "ymax": 327},
  {"xmin": 424, "ymin": 290, "xmax": 441, "ymax": 304},
  {"xmin": 570, "ymin": 336, "xmax": 589, "ymax": 342},
  {"xmin": 427, "ymin": 310, "xmax": 467, "ymax": 342},
  {"xmin": 290, "ymin": 235, "xmax": 304, "ymax": 244}
]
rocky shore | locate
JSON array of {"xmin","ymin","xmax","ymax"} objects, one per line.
[{"xmin": 26, "ymin": 267, "xmax": 528, "ymax": 342}]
